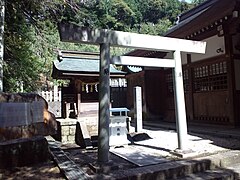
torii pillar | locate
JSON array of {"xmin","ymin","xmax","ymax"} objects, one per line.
[
  {"xmin": 98, "ymin": 43, "xmax": 110, "ymax": 163},
  {"xmin": 58, "ymin": 23, "xmax": 206, "ymax": 163}
]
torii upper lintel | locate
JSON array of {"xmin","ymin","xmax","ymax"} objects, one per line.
[{"xmin": 59, "ymin": 23, "xmax": 206, "ymax": 54}]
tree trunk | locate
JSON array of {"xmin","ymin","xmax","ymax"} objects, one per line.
[{"xmin": 0, "ymin": 0, "xmax": 4, "ymax": 92}]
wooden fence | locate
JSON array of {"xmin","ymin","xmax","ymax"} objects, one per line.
[
  {"xmin": 41, "ymin": 86, "xmax": 61, "ymax": 102},
  {"xmin": 40, "ymin": 86, "xmax": 62, "ymax": 117}
]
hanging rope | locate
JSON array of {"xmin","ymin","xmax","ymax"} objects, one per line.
[
  {"xmin": 85, "ymin": 84, "xmax": 89, "ymax": 93},
  {"xmin": 81, "ymin": 82, "xmax": 99, "ymax": 92}
]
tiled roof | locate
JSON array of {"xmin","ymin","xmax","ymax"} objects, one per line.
[{"xmin": 53, "ymin": 57, "xmax": 125, "ymax": 74}]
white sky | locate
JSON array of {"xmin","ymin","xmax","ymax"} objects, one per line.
[{"xmin": 180, "ymin": 0, "xmax": 192, "ymax": 3}]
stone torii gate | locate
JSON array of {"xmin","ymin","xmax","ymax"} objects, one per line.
[{"xmin": 58, "ymin": 23, "xmax": 206, "ymax": 164}]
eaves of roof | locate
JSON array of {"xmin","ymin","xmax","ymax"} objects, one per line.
[
  {"xmin": 165, "ymin": 0, "xmax": 237, "ymax": 38},
  {"xmin": 52, "ymin": 57, "xmax": 126, "ymax": 79}
]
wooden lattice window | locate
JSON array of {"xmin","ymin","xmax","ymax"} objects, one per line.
[
  {"xmin": 194, "ymin": 61, "xmax": 227, "ymax": 92},
  {"xmin": 166, "ymin": 72, "xmax": 173, "ymax": 94},
  {"xmin": 165, "ymin": 69, "xmax": 189, "ymax": 94},
  {"xmin": 183, "ymin": 69, "xmax": 189, "ymax": 92}
]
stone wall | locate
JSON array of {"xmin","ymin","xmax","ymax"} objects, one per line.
[
  {"xmin": 0, "ymin": 93, "xmax": 57, "ymax": 168},
  {"xmin": 0, "ymin": 136, "xmax": 49, "ymax": 168},
  {"xmin": 54, "ymin": 119, "xmax": 77, "ymax": 144}
]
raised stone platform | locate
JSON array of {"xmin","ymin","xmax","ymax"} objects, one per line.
[
  {"xmin": 55, "ymin": 115, "xmax": 131, "ymax": 148},
  {"xmin": 54, "ymin": 118, "xmax": 77, "ymax": 144}
]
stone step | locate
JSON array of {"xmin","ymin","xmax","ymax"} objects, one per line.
[
  {"xmin": 226, "ymin": 163, "xmax": 240, "ymax": 179},
  {"xmin": 219, "ymin": 151, "xmax": 240, "ymax": 167},
  {"xmin": 178, "ymin": 168, "xmax": 235, "ymax": 180},
  {"xmin": 46, "ymin": 136, "xmax": 91, "ymax": 180},
  {"xmin": 110, "ymin": 150, "xmax": 240, "ymax": 179},
  {"xmin": 196, "ymin": 150, "xmax": 240, "ymax": 168},
  {"xmin": 76, "ymin": 121, "xmax": 93, "ymax": 149},
  {"xmin": 110, "ymin": 159, "xmax": 212, "ymax": 179}
]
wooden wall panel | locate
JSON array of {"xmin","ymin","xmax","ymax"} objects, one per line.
[
  {"xmin": 145, "ymin": 70, "xmax": 166, "ymax": 115},
  {"xmin": 193, "ymin": 91, "xmax": 231, "ymax": 124}
]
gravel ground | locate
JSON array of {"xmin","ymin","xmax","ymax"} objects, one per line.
[
  {"xmin": 0, "ymin": 160, "xmax": 64, "ymax": 180},
  {"xmin": 132, "ymin": 126, "xmax": 240, "ymax": 158},
  {"xmin": 1, "ymin": 125, "xmax": 240, "ymax": 179},
  {"xmin": 65, "ymin": 126, "xmax": 240, "ymax": 178}
]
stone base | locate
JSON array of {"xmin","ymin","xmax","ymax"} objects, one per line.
[
  {"xmin": 54, "ymin": 118, "xmax": 77, "ymax": 144},
  {"xmin": 89, "ymin": 160, "xmax": 119, "ymax": 174},
  {"xmin": 170, "ymin": 149, "xmax": 198, "ymax": 158},
  {"xmin": 0, "ymin": 136, "xmax": 49, "ymax": 168}
]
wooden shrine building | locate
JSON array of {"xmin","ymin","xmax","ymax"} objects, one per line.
[
  {"xmin": 125, "ymin": 0, "xmax": 240, "ymax": 126},
  {"xmin": 52, "ymin": 50, "xmax": 127, "ymax": 118}
]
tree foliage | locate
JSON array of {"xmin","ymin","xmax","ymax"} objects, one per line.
[
  {"xmin": 3, "ymin": 0, "xmax": 198, "ymax": 92},
  {"xmin": 192, "ymin": 0, "xmax": 206, "ymax": 6}
]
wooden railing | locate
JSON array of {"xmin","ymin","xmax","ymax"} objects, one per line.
[{"xmin": 41, "ymin": 86, "xmax": 61, "ymax": 102}]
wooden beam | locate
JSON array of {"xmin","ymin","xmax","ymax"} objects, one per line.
[
  {"xmin": 111, "ymin": 56, "xmax": 175, "ymax": 68},
  {"xmin": 58, "ymin": 23, "xmax": 206, "ymax": 54}
]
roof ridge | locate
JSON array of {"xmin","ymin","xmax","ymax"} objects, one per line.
[
  {"xmin": 58, "ymin": 50, "xmax": 100, "ymax": 61},
  {"xmin": 179, "ymin": 0, "xmax": 218, "ymax": 22}
]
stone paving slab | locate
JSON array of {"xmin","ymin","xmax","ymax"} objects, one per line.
[{"xmin": 110, "ymin": 145, "xmax": 170, "ymax": 166}]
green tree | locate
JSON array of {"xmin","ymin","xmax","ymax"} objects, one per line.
[
  {"xmin": 4, "ymin": 22, "xmax": 42, "ymax": 92},
  {"xmin": 3, "ymin": 0, "xmax": 193, "ymax": 92},
  {"xmin": 133, "ymin": 19, "xmax": 172, "ymax": 36},
  {"xmin": 164, "ymin": 0, "xmax": 181, "ymax": 24},
  {"xmin": 138, "ymin": 0, "xmax": 167, "ymax": 24},
  {"xmin": 96, "ymin": 0, "xmax": 136, "ymax": 31},
  {"xmin": 3, "ymin": 0, "xmax": 98, "ymax": 92},
  {"xmin": 192, "ymin": 0, "xmax": 206, "ymax": 5}
]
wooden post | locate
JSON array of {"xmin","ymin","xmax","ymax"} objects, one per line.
[
  {"xmin": 77, "ymin": 93, "xmax": 81, "ymax": 116},
  {"xmin": 58, "ymin": 90, "xmax": 62, "ymax": 102},
  {"xmin": 54, "ymin": 86, "xmax": 58, "ymax": 101},
  {"xmin": 49, "ymin": 91, "xmax": 53, "ymax": 102},
  {"xmin": 98, "ymin": 43, "xmax": 110, "ymax": 164},
  {"xmin": 187, "ymin": 54, "xmax": 194, "ymax": 121},
  {"xmin": 134, "ymin": 86, "xmax": 143, "ymax": 132}
]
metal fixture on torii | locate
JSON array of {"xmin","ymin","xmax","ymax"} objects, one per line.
[{"xmin": 58, "ymin": 23, "xmax": 206, "ymax": 164}]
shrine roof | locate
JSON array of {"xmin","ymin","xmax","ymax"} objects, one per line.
[
  {"xmin": 165, "ymin": 0, "xmax": 238, "ymax": 38},
  {"xmin": 54, "ymin": 58, "xmax": 125, "ymax": 74},
  {"xmin": 52, "ymin": 51, "xmax": 126, "ymax": 79}
]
